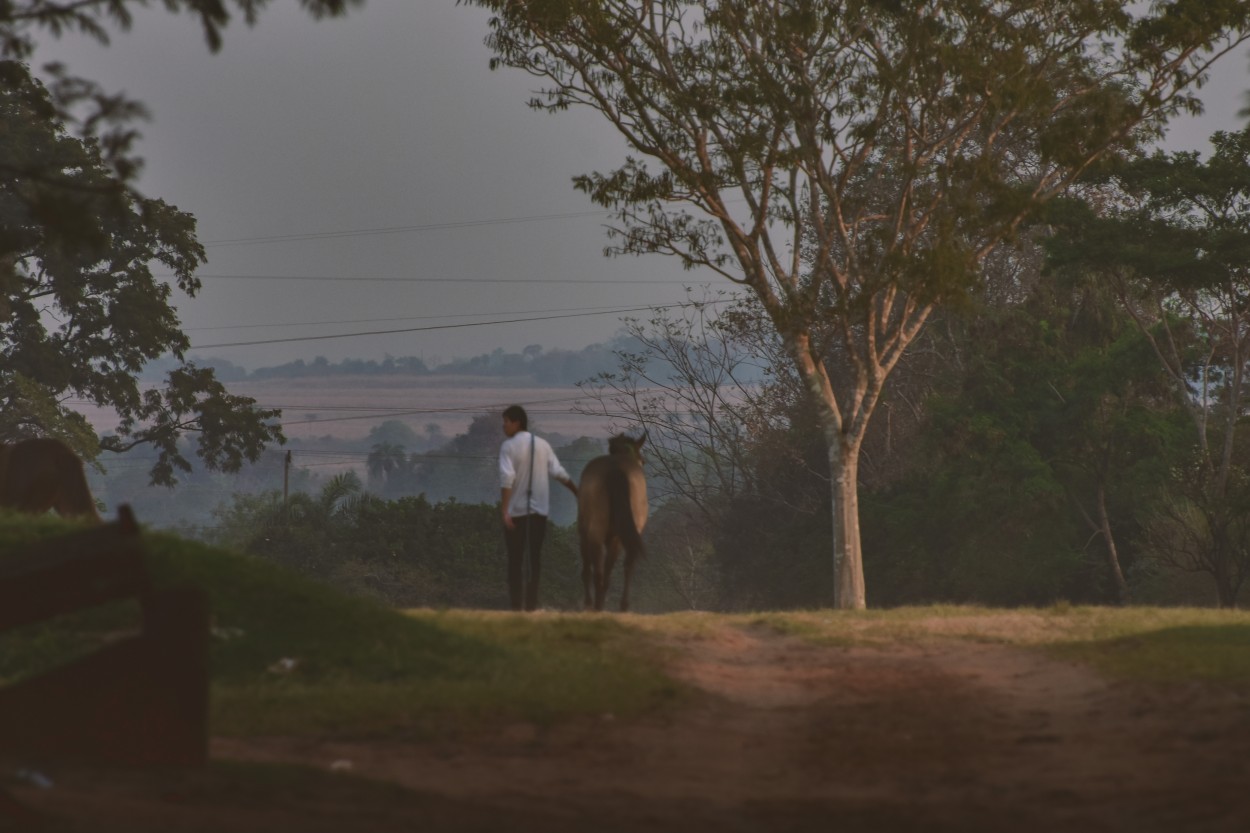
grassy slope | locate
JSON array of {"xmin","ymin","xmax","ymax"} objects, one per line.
[
  {"xmin": 0, "ymin": 515, "xmax": 681, "ymax": 737},
  {"xmin": 4, "ymin": 515, "xmax": 1249, "ymax": 741}
]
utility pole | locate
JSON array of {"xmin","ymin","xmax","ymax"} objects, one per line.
[{"xmin": 283, "ymin": 450, "xmax": 291, "ymax": 522}]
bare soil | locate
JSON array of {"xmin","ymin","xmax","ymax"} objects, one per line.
[{"xmin": 6, "ymin": 618, "xmax": 1250, "ymax": 832}]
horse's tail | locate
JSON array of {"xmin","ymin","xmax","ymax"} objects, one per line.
[
  {"xmin": 607, "ymin": 466, "xmax": 644, "ymax": 560},
  {"xmin": 54, "ymin": 451, "xmax": 101, "ymax": 522}
]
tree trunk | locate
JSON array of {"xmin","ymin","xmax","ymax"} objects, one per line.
[
  {"xmin": 829, "ymin": 441, "xmax": 866, "ymax": 610},
  {"xmin": 785, "ymin": 333, "xmax": 874, "ymax": 610},
  {"xmin": 1213, "ymin": 559, "xmax": 1239, "ymax": 609},
  {"xmin": 1215, "ymin": 577, "xmax": 1237, "ymax": 609},
  {"xmin": 1095, "ymin": 485, "xmax": 1130, "ymax": 606}
]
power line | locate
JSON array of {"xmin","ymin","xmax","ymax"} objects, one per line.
[
  {"xmin": 265, "ymin": 393, "xmax": 590, "ymax": 412},
  {"xmin": 183, "ymin": 303, "xmax": 656, "ymax": 333},
  {"xmin": 181, "ymin": 273, "xmax": 709, "ymax": 285},
  {"xmin": 246, "ymin": 405, "xmax": 696, "ymax": 428},
  {"xmin": 197, "ymin": 196, "xmax": 751, "ymax": 249},
  {"xmin": 271, "ymin": 394, "xmax": 597, "ymax": 426},
  {"xmin": 191, "ymin": 300, "xmax": 722, "ymax": 350},
  {"xmin": 264, "ymin": 405, "xmax": 590, "ymax": 414},
  {"xmin": 91, "ymin": 448, "xmax": 615, "ymax": 466},
  {"xmin": 66, "ymin": 389, "xmax": 728, "ymax": 418},
  {"xmin": 275, "ymin": 410, "xmax": 667, "ymax": 428},
  {"xmin": 201, "ymin": 209, "xmax": 612, "ymax": 247}
]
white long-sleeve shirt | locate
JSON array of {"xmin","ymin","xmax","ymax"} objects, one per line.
[{"xmin": 499, "ymin": 431, "xmax": 571, "ymax": 518}]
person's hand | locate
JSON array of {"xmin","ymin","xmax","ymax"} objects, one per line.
[{"xmin": 502, "ymin": 512, "xmax": 515, "ymax": 531}]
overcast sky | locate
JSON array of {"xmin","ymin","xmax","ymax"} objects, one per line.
[{"xmin": 33, "ymin": 1, "xmax": 1250, "ymax": 371}]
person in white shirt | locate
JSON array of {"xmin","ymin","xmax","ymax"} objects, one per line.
[{"xmin": 499, "ymin": 404, "xmax": 577, "ymax": 611}]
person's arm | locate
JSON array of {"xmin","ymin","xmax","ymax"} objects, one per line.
[
  {"xmin": 500, "ymin": 486, "xmax": 515, "ymax": 530},
  {"xmin": 499, "ymin": 441, "xmax": 516, "ymax": 530},
  {"xmin": 548, "ymin": 448, "xmax": 578, "ymax": 498}
]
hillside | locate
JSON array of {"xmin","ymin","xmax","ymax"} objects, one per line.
[{"xmin": 0, "ymin": 515, "xmax": 680, "ymax": 739}]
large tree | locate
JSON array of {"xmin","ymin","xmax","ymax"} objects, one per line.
[
  {"xmin": 467, "ymin": 0, "xmax": 1250, "ymax": 607},
  {"xmin": 0, "ymin": 1, "xmax": 358, "ymax": 484}
]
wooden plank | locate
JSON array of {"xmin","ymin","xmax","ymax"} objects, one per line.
[
  {"xmin": 0, "ymin": 586, "xmax": 209, "ymax": 766},
  {"xmin": 0, "ymin": 501, "xmax": 210, "ymax": 766},
  {"xmin": 0, "ymin": 506, "xmax": 149, "ymax": 632}
]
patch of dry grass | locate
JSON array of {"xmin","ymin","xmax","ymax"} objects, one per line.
[{"xmin": 711, "ymin": 605, "xmax": 1250, "ymax": 684}]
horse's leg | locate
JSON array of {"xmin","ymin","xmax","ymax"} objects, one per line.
[
  {"xmin": 580, "ymin": 537, "xmax": 597, "ymax": 611},
  {"xmin": 577, "ymin": 527, "xmax": 597, "ymax": 607},
  {"xmin": 598, "ymin": 539, "xmax": 620, "ymax": 612},
  {"xmin": 620, "ymin": 548, "xmax": 638, "ymax": 613}
]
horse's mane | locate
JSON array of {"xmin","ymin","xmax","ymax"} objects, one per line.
[{"xmin": 608, "ymin": 433, "xmax": 644, "ymax": 453}]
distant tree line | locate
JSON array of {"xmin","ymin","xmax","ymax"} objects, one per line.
[{"xmin": 149, "ymin": 335, "xmax": 663, "ymax": 387}]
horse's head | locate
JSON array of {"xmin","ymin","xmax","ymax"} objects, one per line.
[{"xmin": 608, "ymin": 432, "xmax": 647, "ymax": 466}]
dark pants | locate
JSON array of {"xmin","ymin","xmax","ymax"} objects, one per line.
[{"xmin": 505, "ymin": 514, "xmax": 547, "ymax": 612}]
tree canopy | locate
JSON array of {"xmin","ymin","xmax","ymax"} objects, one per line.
[
  {"xmin": 0, "ymin": 61, "xmax": 283, "ymax": 482},
  {"xmin": 1045, "ymin": 126, "xmax": 1250, "ymax": 606},
  {"xmin": 0, "ymin": 1, "xmax": 359, "ymax": 483}
]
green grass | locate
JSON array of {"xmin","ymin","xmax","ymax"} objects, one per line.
[
  {"xmin": 0, "ymin": 516, "xmax": 683, "ymax": 738},
  {"xmin": 6, "ymin": 514, "xmax": 1250, "ymax": 741},
  {"xmin": 1046, "ymin": 622, "xmax": 1250, "ymax": 683},
  {"xmin": 212, "ymin": 611, "xmax": 684, "ymax": 736}
]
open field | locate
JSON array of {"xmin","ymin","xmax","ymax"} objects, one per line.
[
  {"xmin": 75, "ymin": 374, "xmax": 620, "ymax": 444},
  {"xmin": 232, "ymin": 374, "xmax": 619, "ymax": 443}
]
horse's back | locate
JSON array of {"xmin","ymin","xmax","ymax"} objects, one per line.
[
  {"xmin": 578, "ymin": 440, "xmax": 649, "ymax": 611},
  {"xmin": 0, "ymin": 438, "xmax": 100, "ymax": 520},
  {"xmin": 577, "ymin": 455, "xmax": 615, "ymax": 539},
  {"xmin": 577, "ymin": 453, "xmax": 647, "ymax": 540}
]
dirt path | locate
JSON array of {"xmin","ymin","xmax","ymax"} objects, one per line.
[{"xmin": 8, "ymin": 620, "xmax": 1250, "ymax": 832}]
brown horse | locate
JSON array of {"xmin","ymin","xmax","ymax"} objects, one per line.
[
  {"xmin": 0, "ymin": 438, "xmax": 101, "ymax": 522},
  {"xmin": 578, "ymin": 433, "xmax": 648, "ymax": 612}
]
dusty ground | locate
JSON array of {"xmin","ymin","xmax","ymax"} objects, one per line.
[{"xmin": 5, "ymin": 618, "xmax": 1250, "ymax": 832}]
